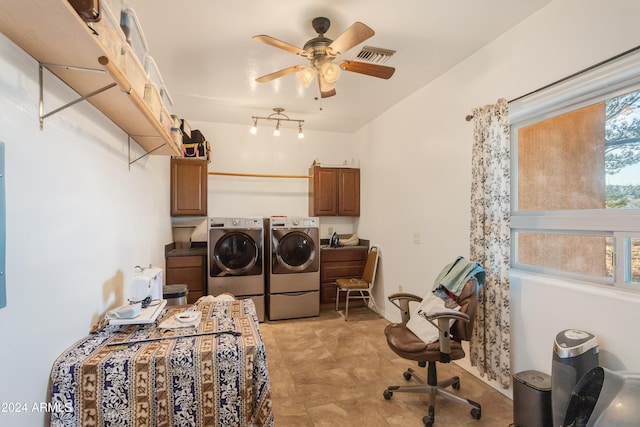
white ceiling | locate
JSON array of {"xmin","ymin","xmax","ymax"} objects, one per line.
[{"xmin": 127, "ymin": 0, "xmax": 551, "ymax": 133}]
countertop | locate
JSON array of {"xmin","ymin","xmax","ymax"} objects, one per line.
[
  {"xmin": 165, "ymin": 239, "xmax": 369, "ymax": 256},
  {"xmin": 165, "ymin": 241, "xmax": 207, "ymax": 257},
  {"xmin": 319, "ymin": 238, "xmax": 369, "ymax": 251}
]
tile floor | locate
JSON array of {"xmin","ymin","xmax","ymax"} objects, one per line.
[{"xmin": 259, "ymin": 304, "xmax": 514, "ymax": 426}]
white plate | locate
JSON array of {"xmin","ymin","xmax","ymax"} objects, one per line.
[{"xmin": 175, "ymin": 311, "xmax": 200, "ymax": 323}]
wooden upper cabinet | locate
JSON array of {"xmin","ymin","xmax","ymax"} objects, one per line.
[
  {"xmin": 309, "ymin": 165, "xmax": 360, "ymax": 216},
  {"xmin": 170, "ymin": 158, "xmax": 208, "ymax": 216}
]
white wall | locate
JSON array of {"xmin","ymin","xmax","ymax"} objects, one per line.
[
  {"xmin": 186, "ymin": 120, "xmax": 360, "ymax": 241},
  {"xmin": 0, "ymin": 36, "xmax": 172, "ymax": 426},
  {"xmin": 355, "ymin": 0, "xmax": 640, "ymax": 394}
]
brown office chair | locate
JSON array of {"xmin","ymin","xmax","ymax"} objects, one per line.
[
  {"xmin": 383, "ymin": 277, "xmax": 481, "ymax": 426},
  {"xmin": 335, "ymin": 245, "xmax": 380, "ymax": 320}
]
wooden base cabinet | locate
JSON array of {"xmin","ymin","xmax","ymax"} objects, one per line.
[
  {"xmin": 165, "ymin": 255, "xmax": 206, "ymax": 304},
  {"xmin": 320, "ymin": 248, "xmax": 368, "ymax": 304},
  {"xmin": 170, "ymin": 158, "xmax": 208, "ymax": 216},
  {"xmin": 309, "ymin": 165, "xmax": 360, "ymax": 216}
]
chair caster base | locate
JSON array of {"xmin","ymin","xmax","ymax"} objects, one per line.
[
  {"xmin": 471, "ymin": 406, "xmax": 481, "ymax": 420},
  {"xmin": 422, "ymin": 405, "xmax": 435, "ymax": 426},
  {"xmin": 451, "ymin": 376, "xmax": 460, "ymax": 390}
]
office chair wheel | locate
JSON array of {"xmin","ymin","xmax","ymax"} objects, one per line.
[
  {"xmin": 403, "ymin": 371, "xmax": 412, "ymax": 381},
  {"xmin": 452, "ymin": 376, "xmax": 461, "ymax": 390},
  {"xmin": 471, "ymin": 407, "xmax": 481, "ymax": 420},
  {"xmin": 383, "ymin": 390, "xmax": 393, "ymax": 400},
  {"xmin": 422, "ymin": 406, "xmax": 435, "ymax": 426}
]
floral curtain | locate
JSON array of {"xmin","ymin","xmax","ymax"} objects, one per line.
[{"xmin": 468, "ymin": 98, "xmax": 511, "ymax": 389}]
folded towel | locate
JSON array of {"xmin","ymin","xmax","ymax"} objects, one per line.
[
  {"xmin": 197, "ymin": 293, "xmax": 236, "ymax": 303},
  {"xmin": 433, "ymin": 256, "xmax": 485, "ymax": 296}
]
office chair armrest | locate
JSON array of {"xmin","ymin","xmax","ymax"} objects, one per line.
[
  {"xmin": 424, "ymin": 310, "xmax": 469, "ymax": 323},
  {"xmin": 387, "ymin": 292, "xmax": 423, "ymax": 304},
  {"xmin": 388, "ymin": 293, "xmax": 423, "ymax": 323},
  {"xmin": 418, "ymin": 309, "xmax": 470, "ymax": 363}
]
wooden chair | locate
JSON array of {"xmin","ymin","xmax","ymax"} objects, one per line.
[{"xmin": 335, "ymin": 246, "xmax": 380, "ymax": 320}]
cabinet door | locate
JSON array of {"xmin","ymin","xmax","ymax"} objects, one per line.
[
  {"xmin": 309, "ymin": 166, "xmax": 338, "ymax": 216},
  {"xmin": 170, "ymin": 159, "xmax": 208, "ymax": 216},
  {"xmin": 338, "ymin": 168, "xmax": 360, "ymax": 216},
  {"xmin": 166, "ymin": 255, "xmax": 205, "ymax": 304},
  {"xmin": 320, "ymin": 249, "xmax": 367, "ymax": 303}
]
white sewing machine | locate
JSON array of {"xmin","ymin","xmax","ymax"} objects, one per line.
[
  {"xmin": 108, "ymin": 266, "xmax": 166, "ymax": 325},
  {"xmin": 129, "ymin": 265, "xmax": 163, "ymax": 304}
]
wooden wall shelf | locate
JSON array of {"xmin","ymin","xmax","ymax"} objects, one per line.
[{"xmin": 0, "ymin": 0, "xmax": 181, "ymax": 156}]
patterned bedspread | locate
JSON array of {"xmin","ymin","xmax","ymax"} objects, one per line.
[{"xmin": 48, "ymin": 298, "xmax": 273, "ymax": 427}]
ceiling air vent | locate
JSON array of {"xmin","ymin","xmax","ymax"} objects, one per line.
[{"xmin": 355, "ymin": 46, "xmax": 396, "ymax": 64}]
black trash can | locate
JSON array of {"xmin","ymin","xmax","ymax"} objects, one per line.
[
  {"xmin": 551, "ymin": 329, "xmax": 599, "ymax": 427},
  {"xmin": 163, "ymin": 284, "xmax": 189, "ymax": 306},
  {"xmin": 513, "ymin": 370, "xmax": 552, "ymax": 427}
]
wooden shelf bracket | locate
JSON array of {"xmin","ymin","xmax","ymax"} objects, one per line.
[{"xmin": 38, "ymin": 62, "xmax": 116, "ymax": 130}]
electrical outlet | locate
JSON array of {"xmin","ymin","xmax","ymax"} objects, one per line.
[
  {"xmin": 399, "ymin": 285, "xmax": 404, "ymax": 293},
  {"xmin": 413, "ymin": 232, "xmax": 421, "ymax": 244},
  {"xmin": 328, "ymin": 227, "xmax": 334, "ymax": 236}
]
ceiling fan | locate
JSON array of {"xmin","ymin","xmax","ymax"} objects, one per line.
[{"xmin": 252, "ymin": 17, "xmax": 395, "ymax": 98}]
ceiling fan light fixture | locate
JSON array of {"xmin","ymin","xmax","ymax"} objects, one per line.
[
  {"xmin": 320, "ymin": 61, "xmax": 340, "ymax": 83},
  {"xmin": 273, "ymin": 121, "xmax": 281, "ymax": 136},
  {"xmin": 296, "ymin": 66, "xmax": 316, "ymax": 88},
  {"xmin": 298, "ymin": 123, "xmax": 304, "ymax": 139},
  {"xmin": 253, "ymin": 18, "xmax": 395, "ymax": 98},
  {"xmin": 249, "ymin": 118, "xmax": 258, "ymax": 134}
]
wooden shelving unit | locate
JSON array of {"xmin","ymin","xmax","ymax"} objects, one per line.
[{"xmin": 0, "ymin": 0, "xmax": 181, "ymax": 157}]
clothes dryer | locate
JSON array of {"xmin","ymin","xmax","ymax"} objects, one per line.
[
  {"xmin": 267, "ymin": 216, "xmax": 320, "ymax": 320},
  {"xmin": 208, "ymin": 217, "xmax": 265, "ymax": 321}
]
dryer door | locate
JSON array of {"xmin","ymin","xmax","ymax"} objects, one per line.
[
  {"xmin": 272, "ymin": 228, "xmax": 319, "ymax": 274},
  {"xmin": 210, "ymin": 230, "xmax": 262, "ymax": 277}
]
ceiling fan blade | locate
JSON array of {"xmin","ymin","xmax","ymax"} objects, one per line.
[
  {"xmin": 256, "ymin": 65, "xmax": 303, "ymax": 83},
  {"xmin": 252, "ymin": 35, "xmax": 308, "ymax": 57},
  {"xmin": 318, "ymin": 74, "xmax": 336, "ymax": 98},
  {"xmin": 339, "ymin": 60, "xmax": 395, "ymax": 79},
  {"xmin": 327, "ymin": 22, "xmax": 374, "ymax": 56}
]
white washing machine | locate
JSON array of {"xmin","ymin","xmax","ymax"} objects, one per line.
[
  {"xmin": 208, "ymin": 217, "xmax": 265, "ymax": 321},
  {"xmin": 267, "ymin": 216, "xmax": 320, "ymax": 320}
]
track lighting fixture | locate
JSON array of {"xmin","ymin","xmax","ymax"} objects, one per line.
[{"xmin": 249, "ymin": 108, "xmax": 304, "ymax": 138}]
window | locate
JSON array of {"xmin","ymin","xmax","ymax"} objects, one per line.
[{"xmin": 510, "ymin": 48, "xmax": 640, "ymax": 290}]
